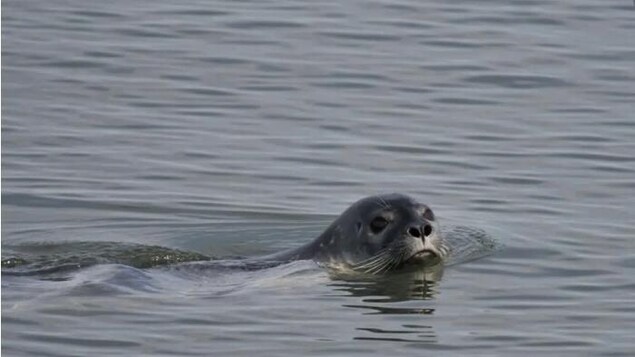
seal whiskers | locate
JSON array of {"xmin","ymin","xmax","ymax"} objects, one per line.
[
  {"xmin": 352, "ymin": 242, "xmax": 411, "ymax": 274},
  {"xmin": 352, "ymin": 252, "xmax": 398, "ymax": 274}
]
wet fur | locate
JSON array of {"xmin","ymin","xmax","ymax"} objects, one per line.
[{"xmin": 261, "ymin": 194, "xmax": 449, "ymax": 274}]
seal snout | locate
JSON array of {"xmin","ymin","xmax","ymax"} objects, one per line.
[{"xmin": 406, "ymin": 224, "xmax": 433, "ymax": 240}]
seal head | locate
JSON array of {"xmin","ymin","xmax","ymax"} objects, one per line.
[
  {"xmin": 263, "ymin": 193, "xmax": 448, "ymax": 274},
  {"xmin": 318, "ymin": 194, "xmax": 446, "ymax": 273}
]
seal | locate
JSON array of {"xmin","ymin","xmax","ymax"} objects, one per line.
[{"xmin": 262, "ymin": 193, "xmax": 448, "ymax": 274}]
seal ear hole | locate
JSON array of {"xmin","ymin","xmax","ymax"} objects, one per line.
[
  {"xmin": 369, "ymin": 216, "xmax": 389, "ymax": 234},
  {"xmin": 423, "ymin": 209, "xmax": 435, "ymax": 221},
  {"xmin": 355, "ymin": 222, "xmax": 362, "ymax": 232},
  {"xmin": 423, "ymin": 224, "xmax": 433, "ymax": 237}
]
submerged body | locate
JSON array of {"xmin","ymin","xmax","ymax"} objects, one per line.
[{"xmin": 261, "ymin": 193, "xmax": 449, "ymax": 274}]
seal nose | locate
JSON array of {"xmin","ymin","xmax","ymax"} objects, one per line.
[
  {"xmin": 407, "ymin": 226, "xmax": 422, "ymax": 238},
  {"xmin": 407, "ymin": 224, "xmax": 433, "ymax": 239}
]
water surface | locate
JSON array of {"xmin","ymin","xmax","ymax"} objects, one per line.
[{"xmin": 3, "ymin": 0, "xmax": 635, "ymax": 356}]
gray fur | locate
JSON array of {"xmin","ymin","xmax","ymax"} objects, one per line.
[{"xmin": 260, "ymin": 193, "xmax": 447, "ymax": 274}]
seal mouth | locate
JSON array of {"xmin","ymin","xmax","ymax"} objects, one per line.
[{"xmin": 404, "ymin": 249, "xmax": 440, "ymax": 265}]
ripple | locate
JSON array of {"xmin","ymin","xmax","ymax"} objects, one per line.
[
  {"xmin": 318, "ymin": 30, "xmax": 402, "ymax": 41},
  {"xmin": 464, "ymin": 74, "xmax": 570, "ymax": 88},
  {"xmin": 462, "ymin": 16, "xmax": 565, "ymax": 26},
  {"xmin": 433, "ymin": 97, "xmax": 499, "ymax": 105},
  {"xmin": 21, "ymin": 333, "xmax": 141, "ymax": 348},
  {"xmin": 374, "ymin": 144, "xmax": 447, "ymax": 155},
  {"xmin": 546, "ymin": 151, "xmax": 634, "ymax": 163},
  {"xmin": 224, "ymin": 20, "xmax": 307, "ymax": 30},
  {"xmin": 488, "ymin": 176, "xmax": 544, "ymax": 185}
]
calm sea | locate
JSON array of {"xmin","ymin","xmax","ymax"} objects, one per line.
[{"xmin": 2, "ymin": 0, "xmax": 634, "ymax": 356}]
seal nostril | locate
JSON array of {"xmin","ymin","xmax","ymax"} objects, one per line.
[
  {"xmin": 423, "ymin": 224, "xmax": 432, "ymax": 237},
  {"xmin": 408, "ymin": 227, "xmax": 421, "ymax": 238}
]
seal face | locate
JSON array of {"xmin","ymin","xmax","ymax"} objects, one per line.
[{"xmin": 266, "ymin": 193, "xmax": 448, "ymax": 274}]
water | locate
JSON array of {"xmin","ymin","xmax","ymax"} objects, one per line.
[{"xmin": 2, "ymin": 0, "xmax": 634, "ymax": 355}]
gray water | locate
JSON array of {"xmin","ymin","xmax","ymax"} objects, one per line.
[{"xmin": 3, "ymin": 0, "xmax": 635, "ymax": 355}]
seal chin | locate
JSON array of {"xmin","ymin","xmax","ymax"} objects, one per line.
[{"xmin": 404, "ymin": 249, "xmax": 442, "ymax": 267}]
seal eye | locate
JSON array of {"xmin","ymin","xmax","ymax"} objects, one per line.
[
  {"xmin": 423, "ymin": 208, "xmax": 435, "ymax": 221},
  {"xmin": 370, "ymin": 216, "xmax": 389, "ymax": 234}
]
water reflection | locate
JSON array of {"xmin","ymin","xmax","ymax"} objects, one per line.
[
  {"xmin": 328, "ymin": 265, "xmax": 443, "ymax": 343},
  {"xmin": 353, "ymin": 329, "xmax": 437, "ymax": 344},
  {"xmin": 330, "ymin": 264, "xmax": 443, "ymax": 304}
]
